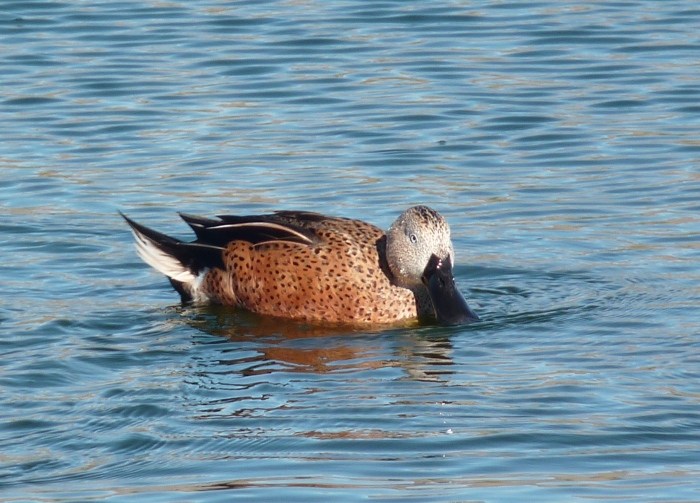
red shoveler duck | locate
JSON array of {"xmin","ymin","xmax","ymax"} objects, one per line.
[{"xmin": 122, "ymin": 206, "xmax": 479, "ymax": 325}]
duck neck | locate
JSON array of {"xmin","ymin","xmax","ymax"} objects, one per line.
[{"xmin": 377, "ymin": 235, "xmax": 435, "ymax": 320}]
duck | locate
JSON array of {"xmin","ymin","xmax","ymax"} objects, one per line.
[{"xmin": 121, "ymin": 206, "xmax": 479, "ymax": 326}]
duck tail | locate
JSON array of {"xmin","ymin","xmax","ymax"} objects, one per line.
[{"xmin": 120, "ymin": 212, "xmax": 223, "ymax": 301}]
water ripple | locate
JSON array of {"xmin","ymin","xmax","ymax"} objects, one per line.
[{"xmin": 2, "ymin": 0, "xmax": 700, "ymax": 501}]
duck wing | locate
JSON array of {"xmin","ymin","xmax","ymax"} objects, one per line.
[{"xmin": 179, "ymin": 211, "xmax": 323, "ymax": 248}]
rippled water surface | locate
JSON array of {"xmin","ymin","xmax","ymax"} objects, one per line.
[{"xmin": 2, "ymin": 1, "xmax": 700, "ymax": 501}]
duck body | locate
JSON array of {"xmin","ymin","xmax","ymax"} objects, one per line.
[{"xmin": 122, "ymin": 206, "xmax": 479, "ymax": 326}]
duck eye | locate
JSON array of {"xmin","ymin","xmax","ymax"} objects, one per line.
[{"xmin": 409, "ymin": 233, "xmax": 418, "ymax": 244}]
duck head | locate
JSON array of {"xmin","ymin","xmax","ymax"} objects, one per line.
[{"xmin": 386, "ymin": 206, "xmax": 479, "ymax": 326}]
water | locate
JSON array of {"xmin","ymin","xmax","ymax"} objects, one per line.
[{"xmin": 2, "ymin": 1, "xmax": 699, "ymax": 501}]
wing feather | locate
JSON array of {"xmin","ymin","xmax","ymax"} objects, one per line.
[{"xmin": 179, "ymin": 212, "xmax": 321, "ymax": 247}]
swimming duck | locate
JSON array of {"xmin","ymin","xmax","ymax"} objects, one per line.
[{"xmin": 122, "ymin": 206, "xmax": 479, "ymax": 326}]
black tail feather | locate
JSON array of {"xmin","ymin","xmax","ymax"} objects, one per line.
[{"xmin": 120, "ymin": 212, "xmax": 225, "ymax": 277}]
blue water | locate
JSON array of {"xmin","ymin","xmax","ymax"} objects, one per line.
[{"xmin": 2, "ymin": 1, "xmax": 700, "ymax": 501}]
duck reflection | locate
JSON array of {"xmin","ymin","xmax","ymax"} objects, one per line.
[{"xmin": 180, "ymin": 304, "xmax": 455, "ymax": 380}]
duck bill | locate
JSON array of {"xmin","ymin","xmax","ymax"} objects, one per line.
[{"xmin": 422, "ymin": 254, "xmax": 480, "ymax": 326}]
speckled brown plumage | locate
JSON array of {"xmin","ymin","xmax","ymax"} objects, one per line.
[
  {"xmin": 196, "ymin": 213, "xmax": 419, "ymax": 323},
  {"xmin": 122, "ymin": 206, "xmax": 478, "ymax": 325}
]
